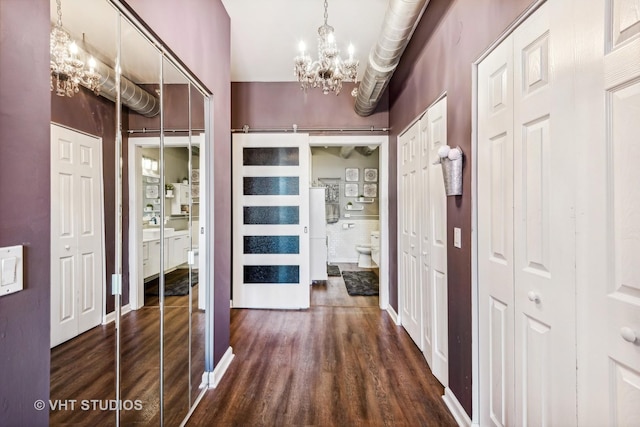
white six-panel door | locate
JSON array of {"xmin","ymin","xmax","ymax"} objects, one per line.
[
  {"xmin": 399, "ymin": 123, "xmax": 422, "ymax": 347},
  {"xmin": 478, "ymin": 2, "xmax": 578, "ymax": 425},
  {"xmin": 232, "ymin": 133, "xmax": 310, "ymax": 309},
  {"xmin": 420, "ymin": 97, "xmax": 449, "ymax": 386},
  {"xmin": 51, "ymin": 124, "xmax": 104, "ymax": 347},
  {"xmin": 577, "ymin": 0, "xmax": 640, "ymax": 424}
]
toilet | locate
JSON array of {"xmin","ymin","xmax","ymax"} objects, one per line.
[{"xmin": 355, "ymin": 244, "xmax": 373, "ymax": 268}]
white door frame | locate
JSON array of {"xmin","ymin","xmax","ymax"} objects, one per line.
[
  {"xmin": 471, "ymin": 1, "xmax": 547, "ymax": 425},
  {"xmin": 309, "ymin": 135, "xmax": 389, "ymax": 311},
  {"xmin": 127, "ymin": 135, "xmax": 205, "ymax": 310},
  {"xmin": 50, "ymin": 122, "xmax": 107, "ymax": 337}
]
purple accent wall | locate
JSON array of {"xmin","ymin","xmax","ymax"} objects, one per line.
[
  {"xmin": 388, "ymin": 0, "xmax": 535, "ymax": 414},
  {"xmin": 232, "ymin": 82, "xmax": 388, "ymax": 130},
  {"xmin": 123, "ymin": 0, "xmax": 232, "ymax": 366},
  {"xmin": 0, "ymin": 0, "xmax": 51, "ymax": 425}
]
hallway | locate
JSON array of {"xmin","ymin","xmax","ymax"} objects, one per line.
[{"xmin": 188, "ymin": 264, "xmax": 456, "ymax": 426}]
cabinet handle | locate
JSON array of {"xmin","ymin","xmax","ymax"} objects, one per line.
[
  {"xmin": 527, "ymin": 291, "xmax": 540, "ymax": 303},
  {"xmin": 621, "ymin": 327, "xmax": 637, "ymax": 344}
]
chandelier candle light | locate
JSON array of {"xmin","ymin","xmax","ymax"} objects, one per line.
[
  {"xmin": 50, "ymin": 0, "xmax": 101, "ymax": 97},
  {"xmin": 294, "ymin": 0, "xmax": 359, "ymax": 96}
]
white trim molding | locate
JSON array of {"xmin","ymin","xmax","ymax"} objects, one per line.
[
  {"xmin": 386, "ymin": 304, "xmax": 400, "ymax": 325},
  {"xmin": 102, "ymin": 303, "xmax": 131, "ymax": 325},
  {"xmin": 203, "ymin": 346, "xmax": 235, "ymax": 388},
  {"xmin": 443, "ymin": 387, "xmax": 471, "ymax": 427}
]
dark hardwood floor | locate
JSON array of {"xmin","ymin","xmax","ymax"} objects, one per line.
[{"xmin": 188, "ymin": 263, "xmax": 456, "ymax": 427}]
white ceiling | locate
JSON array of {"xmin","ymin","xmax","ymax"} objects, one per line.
[
  {"xmin": 220, "ymin": 0, "xmax": 390, "ymax": 82},
  {"xmin": 52, "ymin": 0, "xmax": 389, "ymax": 84}
]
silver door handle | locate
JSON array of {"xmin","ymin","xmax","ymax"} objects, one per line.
[
  {"xmin": 621, "ymin": 327, "xmax": 637, "ymax": 343},
  {"xmin": 527, "ymin": 291, "xmax": 540, "ymax": 303}
]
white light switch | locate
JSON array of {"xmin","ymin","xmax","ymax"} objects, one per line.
[
  {"xmin": 454, "ymin": 228, "xmax": 462, "ymax": 248},
  {"xmin": 0, "ymin": 245, "xmax": 23, "ymax": 296}
]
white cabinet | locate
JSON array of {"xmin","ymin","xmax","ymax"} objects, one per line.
[{"xmin": 142, "ymin": 231, "xmax": 189, "ymax": 279}]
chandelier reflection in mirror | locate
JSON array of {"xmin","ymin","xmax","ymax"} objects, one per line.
[
  {"xmin": 294, "ymin": 0, "xmax": 359, "ymax": 96},
  {"xmin": 50, "ymin": 0, "xmax": 101, "ymax": 97}
]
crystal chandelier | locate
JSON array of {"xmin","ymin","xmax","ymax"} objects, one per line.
[
  {"xmin": 50, "ymin": 0, "xmax": 101, "ymax": 97},
  {"xmin": 294, "ymin": 0, "xmax": 359, "ymax": 96}
]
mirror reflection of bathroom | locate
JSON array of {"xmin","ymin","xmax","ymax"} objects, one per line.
[{"xmin": 310, "ymin": 144, "xmax": 380, "ymax": 302}]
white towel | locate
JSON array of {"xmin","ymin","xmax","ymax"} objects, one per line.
[{"xmin": 325, "ymin": 203, "xmax": 339, "ymax": 224}]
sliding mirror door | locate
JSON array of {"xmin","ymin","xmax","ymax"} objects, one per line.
[
  {"xmin": 189, "ymin": 85, "xmax": 207, "ymax": 406},
  {"xmin": 119, "ymin": 11, "xmax": 163, "ymax": 425},
  {"xmin": 160, "ymin": 56, "xmax": 192, "ymax": 425},
  {"xmin": 49, "ymin": 0, "xmax": 118, "ymax": 424}
]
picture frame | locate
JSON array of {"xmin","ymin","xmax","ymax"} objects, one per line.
[
  {"xmin": 364, "ymin": 168, "xmax": 378, "ymax": 182},
  {"xmin": 191, "ymin": 168, "xmax": 200, "ymax": 183},
  {"xmin": 345, "ymin": 183, "xmax": 358, "ymax": 197},
  {"xmin": 363, "ymin": 183, "xmax": 377, "ymax": 198},
  {"xmin": 145, "ymin": 185, "xmax": 159, "ymax": 199},
  {"xmin": 345, "ymin": 167, "xmax": 359, "ymax": 182}
]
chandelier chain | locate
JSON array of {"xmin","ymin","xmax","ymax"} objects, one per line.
[
  {"xmin": 56, "ymin": 0, "xmax": 63, "ymax": 28},
  {"xmin": 324, "ymin": 0, "xmax": 328, "ymax": 25}
]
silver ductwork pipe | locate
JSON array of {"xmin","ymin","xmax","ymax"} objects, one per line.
[
  {"xmin": 78, "ymin": 50, "xmax": 160, "ymax": 118},
  {"xmin": 93, "ymin": 61, "xmax": 159, "ymax": 117},
  {"xmin": 354, "ymin": 0, "xmax": 430, "ymax": 117}
]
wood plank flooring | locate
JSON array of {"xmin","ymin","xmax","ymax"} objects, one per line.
[{"xmin": 188, "ymin": 263, "xmax": 456, "ymax": 427}]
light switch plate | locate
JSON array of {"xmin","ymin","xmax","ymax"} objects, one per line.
[
  {"xmin": 454, "ymin": 228, "xmax": 462, "ymax": 248},
  {"xmin": 0, "ymin": 245, "xmax": 23, "ymax": 296}
]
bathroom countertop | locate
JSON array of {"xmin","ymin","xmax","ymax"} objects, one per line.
[{"xmin": 142, "ymin": 229, "xmax": 189, "ymax": 243}]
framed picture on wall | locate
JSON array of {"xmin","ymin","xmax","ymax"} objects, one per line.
[
  {"xmin": 364, "ymin": 168, "xmax": 378, "ymax": 182},
  {"xmin": 363, "ymin": 183, "xmax": 377, "ymax": 198},
  {"xmin": 345, "ymin": 168, "xmax": 359, "ymax": 182},
  {"xmin": 345, "ymin": 183, "xmax": 358, "ymax": 197}
]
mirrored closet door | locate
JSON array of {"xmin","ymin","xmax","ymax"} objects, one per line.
[{"xmin": 49, "ymin": 1, "xmax": 210, "ymax": 425}]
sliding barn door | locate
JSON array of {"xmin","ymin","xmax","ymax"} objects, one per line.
[{"xmin": 232, "ymin": 133, "xmax": 310, "ymax": 309}]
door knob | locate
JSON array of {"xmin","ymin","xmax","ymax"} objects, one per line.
[
  {"xmin": 411, "ymin": 244, "xmax": 415, "ymax": 248},
  {"xmin": 422, "ymin": 252, "xmax": 428, "ymax": 256},
  {"xmin": 527, "ymin": 291, "xmax": 540, "ymax": 303},
  {"xmin": 620, "ymin": 327, "xmax": 637, "ymax": 344},
  {"xmin": 64, "ymin": 245, "xmax": 70, "ymax": 250}
]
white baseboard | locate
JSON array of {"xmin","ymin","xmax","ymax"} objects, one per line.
[
  {"xmin": 203, "ymin": 346, "xmax": 234, "ymax": 388},
  {"xmin": 102, "ymin": 304, "xmax": 131, "ymax": 324},
  {"xmin": 386, "ymin": 304, "xmax": 400, "ymax": 325},
  {"xmin": 329, "ymin": 257, "xmax": 359, "ymax": 264},
  {"xmin": 443, "ymin": 387, "xmax": 471, "ymax": 427}
]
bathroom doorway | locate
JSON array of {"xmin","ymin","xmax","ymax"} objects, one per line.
[{"xmin": 309, "ymin": 135, "xmax": 389, "ymax": 310}]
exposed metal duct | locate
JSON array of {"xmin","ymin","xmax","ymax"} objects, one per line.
[
  {"xmin": 340, "ymin": 146, "xmax": 356, "ymax": 158},
  {"xmin": 77, "ymin": 49, "xmax": 160, "ymax": 118},
  {"xmin": 354, "ymin": 0, "xmax": 430, "ymax": 117}
]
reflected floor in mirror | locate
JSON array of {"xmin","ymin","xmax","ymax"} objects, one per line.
[{"xmin": 49, "ymin": 281, "xmax": 205, "ymax": 426}]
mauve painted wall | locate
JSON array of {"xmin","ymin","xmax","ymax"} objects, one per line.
[
  {"xmin": 123, "ymin": 0, "xmax": 232, "ymax": 366},
  {"xmin": 388, "ymin": 0, "xmax": 534, "ymax": 414},
  {"xmin": 232, "ymin": 82, "xmax": 388, "ymax": 130},
  {"xmin": 0, "ymin": 0, "xmax": 51, "ymax": 425}
]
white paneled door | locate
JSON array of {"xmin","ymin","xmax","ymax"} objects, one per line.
[
  {"xmin": 420, "ymin": 97, "xmax": 449, "ymax": 386},
  {"xmin": 51, "ymin": 124, "xmax": 104, "ymax": 348},
  {"xmin": 399, "ymin": 122, "xmax": 422, "ymax": 347},
  {"xmin": 578, "ymin": 0, "xmax": 640, "ymax": 424},
  {"xmin": 399, "ymin": 96, "xmax": 449, "ymax": 388},
  {"xmin": 232, "ymin": 133, "xmax": 310, "ymax": 309},
  {"xmin": 478, "ymin": 2, "xmax": 577, "ymax": 425}
]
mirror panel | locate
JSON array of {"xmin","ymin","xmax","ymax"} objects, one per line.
[
  {"xmin": 161, "ymin": 55, "xmax": 192, "ymax": 425},
  {"xmin": 49, "ymin": 0, "xmax": 119, "ymax": 424},
  {"xmin": 119, "ymin": 11, "xmax": 163, "ymax": 425}
]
